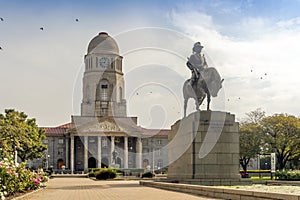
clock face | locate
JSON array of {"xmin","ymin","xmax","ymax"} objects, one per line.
[{"xmin": 99, "ymin": 57, "xmax": 110, "ymax": 68}]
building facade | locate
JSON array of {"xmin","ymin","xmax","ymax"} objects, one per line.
[{"xmin": 42, "ymin": 32, "xmax": 170, "ymax": 173}]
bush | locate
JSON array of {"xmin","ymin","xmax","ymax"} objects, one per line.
[
  {"xmin": 88, "ymin": 168, "xmax": 100, "ymax": 173},
  {"xmin": 0, "ymin": 157, "xmax": 48, "ymax": 199},
  {"xmin": 95, "ymin": 168, "xmax": 117, "ymax": 180},
  {"xmin": 141, "ymin": 172, "xmax": 154, "ymax": 178},
  {"xmin": 276, "ymin": 170, "xmax": 300, "ymax": 180},
  {"xmin": 88, "ymin": 168, "xmax": 101, "ymax": 178},
  {"xmin": 88, "ymin": 172, "xmax": 95, "ymax": 177}
]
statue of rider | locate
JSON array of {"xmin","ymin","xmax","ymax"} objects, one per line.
[{"xmin": 186, "ymin": 42, "xmax": 208, "ymax": 87}]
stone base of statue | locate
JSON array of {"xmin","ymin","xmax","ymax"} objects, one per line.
[{"xmin": 167, "ymin": 111, "xmax": 250, "ymax": 186}]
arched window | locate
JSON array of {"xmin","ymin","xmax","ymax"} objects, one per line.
[{"xmin": 100, "ymin": 80, "xmax": 109, "ymax": 101}]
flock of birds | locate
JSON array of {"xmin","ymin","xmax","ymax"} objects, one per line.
[
  {"xmin": 225, "ymin": 68, "xmax": 268, "ymax": 102},
  {"xmin": 0, "ymin": 17, "xmax": 80, "ymax": 50},
  {"xmin": 0, "ymin": 16, "xmax": 269, "ymax": 108}
]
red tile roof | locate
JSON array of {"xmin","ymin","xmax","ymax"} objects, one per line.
[
  {"xmin": 42, "ymin": 123, "xmax": 70, "ymax": 137},
  {"xmin": 44, "ymin": 127, "xmax": 66, "ymax": 136},
  {"xmin": 57, "ymin": 123, "xmax": 71, "ymax": 129}
]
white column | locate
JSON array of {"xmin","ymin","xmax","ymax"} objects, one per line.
[
  {"xmin": 70, "ymin": 136, "xmax": 74, "ymax": 173},
  {"xmin": 84, "ymin": 136, "xmax": 88, "ymax": 172},
  {"xmin": 65, "ymin": 138, "xmax": 69, "ymax": 169},
  {"xmin": 97, "ymin": 136, "xmax": 102, "ymax": 168},
  {"xmin": 110, "ymin": 136, "xmax": 115, "ymax": 165},
  {"xmin": 124, "ymin": 136, "xmax": 128, "ymax": 168},
  {"xmin": 136, "ymin": 137, "xmax": 142, "ymax": 168}
]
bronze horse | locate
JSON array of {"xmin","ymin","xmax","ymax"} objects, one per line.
[{"xmin": 183, "ymin": 67, "xmax": 224, "ymax": 117}]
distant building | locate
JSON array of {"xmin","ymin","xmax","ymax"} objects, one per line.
[{"xmin": 41, "ymin": 32, "xmax": 170, "ymax": 173}]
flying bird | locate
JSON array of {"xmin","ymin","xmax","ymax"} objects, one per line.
[
  {"xmin": 251, "ymin": 69, "xmax": 253, "ymax": 72},
  {"xmin": 260, "ymin": 77, "xmax": 263, "ymax": 80},
  {"xmin": 136, "ymin": 92, "xmax": 139, "ymax": 95},
  {"xmin": 265, "ymin": 73, "xmax": 267, "ymax": 76},
  {"xmin": 0, "ymin": 17, "xmax": 3, "ymax": 21},
  {"xmin": 75, "ymin": 18, "xmax": 79, "ymax": 22},
  {"xmin": 40, "ymin": 27, "xmax": 44, "ymax": 30},
  {"xmin": 0, "ymin": 46, "xmax": 2, "ymax": 50}
]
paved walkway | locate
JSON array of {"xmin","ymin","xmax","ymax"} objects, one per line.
[{"xmin": 20, "ymin": 178, "xmax": 222, "ymax": 200}]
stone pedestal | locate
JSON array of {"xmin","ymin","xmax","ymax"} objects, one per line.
[{"xmin": 168, "ymin": 111, "xmax": 248, "ymax": 186}]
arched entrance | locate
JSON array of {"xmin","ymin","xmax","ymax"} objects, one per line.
[
  {"xmin": 101, "ymin": 157, "xmax": 109, "ymax": 168},
  {"xmin": 88, "ymin": 157, "xmax": 96, "ymax": 168},
  {"xmin": 57, "ymin": 159, "xmax": 64, "ymax": 169}
]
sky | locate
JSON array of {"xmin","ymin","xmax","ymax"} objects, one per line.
[{"xmin": 1, "ymin": 0, "xmax": 300, "ymax": 128}]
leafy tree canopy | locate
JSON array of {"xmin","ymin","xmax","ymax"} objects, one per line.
[
  {"xmin": 0, "ymin": 109, "xmax": 47, "ymax": 162},
  {"xmin": 240, "ymin": 121, "xmax": 264, "ymax": 172},
  {"xmin": 239, "ymin": 109, "xmax": 300, "ymax": 171},
  {"xmin": 261, "ymin": 114, "xmax": 300, "ymax": 170},
  {"xmin": 239, "ymin": 108, "xmax": 265, "ymax": 172}
]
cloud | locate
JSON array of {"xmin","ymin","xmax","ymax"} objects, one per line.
[
  {"xmin": 167, "ymin": 7, "xmax": 300, "ymax": 120},
  {"xmin": 2, "ymin": 1, "xmax": 300, "ymax": 128},
  {"xmin": 0, "ymin": 5, "xmax": 163, "ymax": 126},
  {"xmin": 277, "ymin": 17, "xmax": 300, "ymax": 29}
]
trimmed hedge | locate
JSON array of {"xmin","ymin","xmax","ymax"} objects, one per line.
[
  {"xmin": 88, "ymin": 168, "xmax": 101, "ymax": 173},
  {"xmin": 88, "ymin": 168, "xmax": 101, "ymax": 177},
  {"xmin": 95, "ymin": 168, "xmax": 117, "ymax": 180},
  {"xmin": 89, "ymin": 168, "xmax": 145, "ymax": 177},
  {"xmin": 276, "ymin": 170, "xmax": 300, "ymax": 180},
  {"xmin": 141, "ymin": 172, "xmax": 154, "ymax": 178}
]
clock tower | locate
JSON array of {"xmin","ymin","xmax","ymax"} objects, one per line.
[{"xmin": 81, "ymin": 32, "xmax": 127, "ymax": 117}]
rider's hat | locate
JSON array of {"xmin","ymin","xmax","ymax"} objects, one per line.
[{"xmin": 193, "ymin": 42, "xmax": 203, "ymax": 53}]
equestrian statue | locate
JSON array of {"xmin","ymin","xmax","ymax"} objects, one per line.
[{"xmin": 183, "ymin": 42, "xmax": 224, "ymax": 117}]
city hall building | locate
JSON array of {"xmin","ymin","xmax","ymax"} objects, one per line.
[{"xmin": 41, "ymin": 32, "xmax": 170, "ymax": 173}]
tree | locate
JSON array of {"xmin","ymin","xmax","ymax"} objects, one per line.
[
  {"xmin": 239, "ymin": 109, "xmax": 265, "ymax": 174},
  {"xmin": 245, "ymin": 108, "xmax": 265, "ymax": 124},
  {"xmin": 0, "ymin": 109, "xmax": 47, "ymax": 162},
  {"xmin": 261, "ymin": 114, "xmax": 300, "ymax": 170},
  {"xmin": 239, "ymin": 122, "xmax": 262, "ymax": 173}
]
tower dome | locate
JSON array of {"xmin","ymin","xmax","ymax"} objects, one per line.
[{"xmin": 87, "ymin": 32, "xmax": 119, "ymax": 55}]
